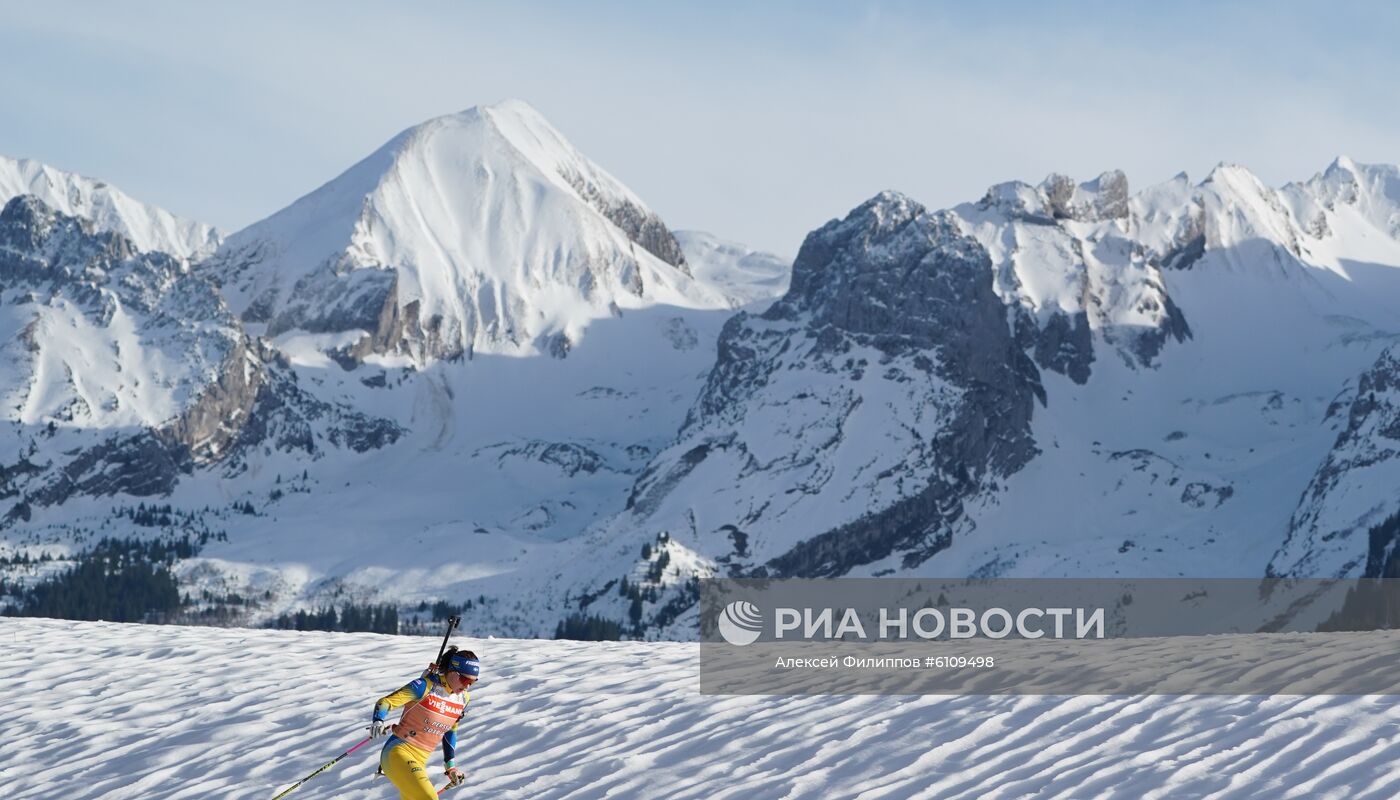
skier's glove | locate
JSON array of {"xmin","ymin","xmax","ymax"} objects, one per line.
[
  {"xmin": 445, "ymin": 766, "xmax": 467, "ymax": 788},
  {"xmin": 368, "ymin": 719, "xmax": 389, "ymax": 739}
]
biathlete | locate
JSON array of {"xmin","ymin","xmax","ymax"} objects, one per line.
[{"xmin": 368, "ymin": 646, "xmax": 480, "ymax": 799}]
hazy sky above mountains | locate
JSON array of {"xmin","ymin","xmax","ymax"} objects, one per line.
[{"xmin": 2, "ymin": 1, "xmax": 1397, "ymax": 255}]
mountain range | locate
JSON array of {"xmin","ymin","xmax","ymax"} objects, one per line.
[{"xmin": 1, "ymin": 100, "xmax": 1397, "ymax": 638}]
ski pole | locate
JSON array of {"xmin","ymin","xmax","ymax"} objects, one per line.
[
  {"xmin": 270, "ymin": 737, "xmax": 374, "ymax": 800},
  {"xmin": 434, "ymin": 615, "xmax": 461, "ymax": 668}
]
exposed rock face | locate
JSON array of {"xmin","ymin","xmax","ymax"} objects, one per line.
[
  {"xmin": 267, "ymin": 266, "xmax": 397, "ymax": 337},
  {"xmin": 162, "ymin": 339, "xmax": 263, "ymax": 462},
  {"xmin": 29, "ymin": 432, "xmax": 188, "ymax": 507},
  {"xmin": 222, "ymin": 343, "xmax": 404, "ymax": 468},
  {"xmin": 491, "ymin": 440, "xmax": 610, "ymax": 477},
  {"xmin": 333, "ymin": 275, "xmax": 465, "ymax": 364},
  {"xmin": 1015, "ymin": 309, "xmax": 1094, "ymax": 385},
  {"xmin": 560, "ymin": 168, "xmax": 689, "ymax": 273},
  {"xmin": 622, "ymin": 192, "xmax": 1043, "ymax": 577},
  {"xmin": 979, "ymin": 170, "xmax": 1130, "ymax": 225},
  {"xmin": 2, "ymin": 195, "xmax": 151, "ymax": 288},
  {"xmin": 1126, "ymin": 291, "xmax": 1192, "ymax": 365},
  {"xmin": 1040, "ymin": 170, "xmax": 1130, "ymax": 222},
  {"xmin": 1270, "ymin": 346, "xmax": 1400, "ymax": 577}
]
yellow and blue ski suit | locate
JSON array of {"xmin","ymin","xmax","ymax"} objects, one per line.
[{"xmin": 374, "ymin": 672, "xmax": 469, "ymax": 799}]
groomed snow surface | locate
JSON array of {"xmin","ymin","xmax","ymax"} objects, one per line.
[{"xmin": 3, "ymin": 618, "xmax": 1398, "ymax": 799}]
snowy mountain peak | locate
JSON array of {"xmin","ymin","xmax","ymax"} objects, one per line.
[
  {"xmin": 782, "ymin": 190, "xmax": 952, "ymax": 314},
  {"xmin": 206, "ymin": 101, "xmax": 716, "ymax": 364},
  {"xmin": 0, "ymin": 155, "xmax": 221, "ymax": 260},
  {"xmin": 1287, "ymin": 157, "xmax": 1400, "ymax": 246},
  {"xmin": 1326, "ymin": 154, "xmax": 1359, "ymax": 177},
  {"xmin": 387, "ymin": 100, "xmax": 688, "ymax": 270},
  {"xmin": 846, "ymin": 189, "xmax": 924, "ymax": 232},
  {"xmin": 620, "ymin": 190, "xmax": 1041, "ymax": 587},
  {"xmin": 977, "ymin": 170, "xmax": 1130, "ymax": 224},
  {"xmin": 1202, "ymin": 161, "xmax": 1264, "ymax": 187},
  {"xmin": 791, "ymin": 193, "xmax": 1004, "ymax": 328},
  {"xmin": 976, "ymin": 180, "xmax": 1044, "ymax": 219},
  {"xmin": 0, "ymin": 194, "xmax": 63, "ymax": 248}
]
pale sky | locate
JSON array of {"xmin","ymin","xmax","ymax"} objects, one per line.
[{"xmin": 2, "ymin": 2, "xmax": 1397, "ymax": 256}]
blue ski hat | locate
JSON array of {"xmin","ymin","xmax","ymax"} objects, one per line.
[{"xmin": 447, "ymin": 651, "xmax": 481, "ymax": 678}]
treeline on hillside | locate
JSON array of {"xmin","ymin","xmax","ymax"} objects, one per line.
[
  {"xmin": 554, "ymin": 612, "xmax": 622, "ymax": 641},
  {"xmin": 1320, "ymin": 511, "xmax": 1400, "ymax": 631},
  {"xmin": 1364, "ymin": 511, "xmax": 1400, "ymax": 579},
  {"xmin": 0, "ymin": 533, "xmax": 411, "ymax": 635},
  {"xmin": 0, "ymin": 536, "xmax": 197, "ymax": 622},
  {"xmin": 268, "ymin": 603, "xmax": 400, "ymax": 634}
]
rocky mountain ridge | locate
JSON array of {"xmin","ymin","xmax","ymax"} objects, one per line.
[
  {"xmin": 2, "ymin": 114, "xmax": 1400, "ymax": 639},
  {"xmin": 0, "ymin": 195, "xmax": 401, "ymax": 526},
  {"xmin": 0, "ymin": 155, "xmax": 221, "ymax": 260}
]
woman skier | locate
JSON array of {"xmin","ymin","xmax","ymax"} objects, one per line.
[{"xmin": 369, "ymin": 646, "xmax": 480, "ymax": 798}]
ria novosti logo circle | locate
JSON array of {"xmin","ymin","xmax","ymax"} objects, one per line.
[{"xmin": 718, "ymin": 600, "xmax": 763, "ymax": 646}]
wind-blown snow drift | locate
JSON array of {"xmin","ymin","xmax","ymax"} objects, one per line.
[{"xmin": 4, "ymin": 617, "xmax": 1400, "ymax": 800}]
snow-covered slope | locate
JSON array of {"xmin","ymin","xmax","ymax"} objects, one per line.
[
  {"xmin": 917, "ymin": 161, "xmax": 1400, "ymax": 581},
  {"xmin": 204, "ymin": 100, "xmax": 726, "ymax": 365},
  {"xmin": 5, "ymin": 145, "xmax": 1400, "ymax": 641},
  {"xmin": 574, "ymin": 194, "xmax": 1043, "ymax": 586},
  {"xmin": 0, "ymin": 155, "xmax": 221, "ymax": 259},
  {"xmin": 673, "ymin": 230, "xmax": 790, "ymax": 308},
  {"xmin": 1270, "ymin": 344, "xmax": 1400, "ymax": 577},
  {"xmin": 5, "ymin": 617, "xmax": 1400, "ymax": 800},
  {"xmin": 0, "ymin": 194, "xmax": 400, "ymax": 518},
  {"xmin": 0, "ymin": 104, "xmax": 790, "ymax": 639},
  {"xmin": 544, "ymin": 159, "xmax": 1400, "ymax": 633},
  {"xmin": 0, "ymin": 195, "xmax": 237, "ymax": 432}
]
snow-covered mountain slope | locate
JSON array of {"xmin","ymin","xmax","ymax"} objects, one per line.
[
  {"xmin": 0, "ymin": 104, "xmax": 789, "ymax": 638},
  {"xmin": 1270, "ymin": 344, "xmax": 1400, "ymax": 577},
  {"xmin": 951, "ymin": 159, "xmax": 1400, "ymax": 387},
  {"xmin": 539, "ymin": 159, "xmax": 1400, "ymax": 632},
  {"xmin": 0, "ymin": 155, "xmax": 221, "ymax": 260},
  {"xmin": 957, "ymin": 169, "xmax": 1189, "ymax": 382},
  {"xmin": 133, "ymin": 300, "xmax": 742, "ymax": 622},
  {"xmin": 6, "ymin": 147, "xmax": 1400, "ymax": 641},
  {"xmin": 911, "ymin": 160, "xmax": 1400, "ymax": 581},
  {"xmin": 204, "ymin": 100, "xmax": 726, "ymax": 365},
  {"xmin": 579, "ymin": 193, "xmax": 1044, "ymax": 583},
  {"xmin": 1283, "ymin": 157, "xmax": 1400, "ymax": 265},
  {"xmin": 673, "ymin": 230, "xmax": 790, "ymax": 308},
  {"xmin": 0, "ymin": 195, "xmax": 237, "ymax": 431},
  {"xmin": 6, "ymin": 617, "xmax": 1400, "ymax": 800},
  {"xmin": 0, "ymin": 195, "xmax": 399, "ymax": 518},
  {"xmin": 0, "ymin": 284, "xmax": 740, "ymax": 636}
]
